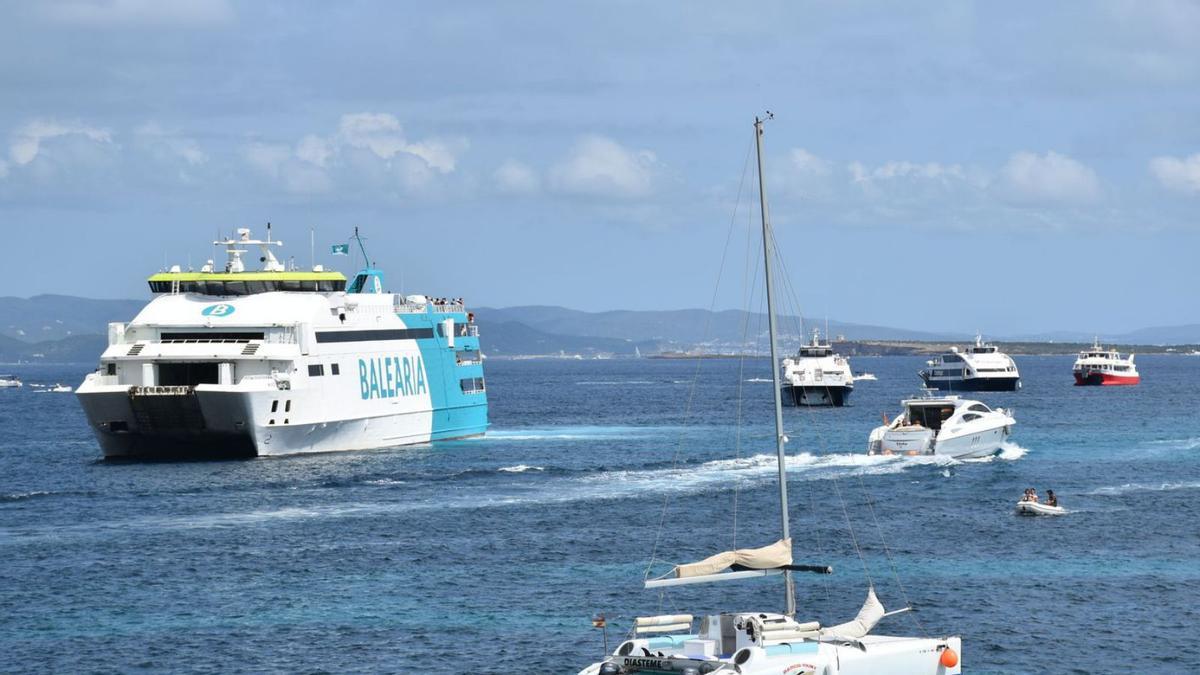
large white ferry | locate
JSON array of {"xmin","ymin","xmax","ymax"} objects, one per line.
[
  {"xmin": 780, "ymin": 329, "xmax": 853, "ymax": 406},
  {"xmin": 76, "ymin": 228, "xmax": 487, "ymax": 459},
  {"xmin": 1073, "ymin": 338, "xmax": 1139, "ymax": 386},
  {"xmin": 919, "ymin": 334, "xmax": 1020, "ymax": 392}
]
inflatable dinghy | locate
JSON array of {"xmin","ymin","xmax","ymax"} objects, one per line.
[{"xmin": 1016, "ymin": 501, "xmax": 1065, "ymax": 516}]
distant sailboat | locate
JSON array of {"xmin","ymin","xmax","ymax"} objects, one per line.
[{"xmin": 578, "ymin": 115, "xmax": 961, "ymax": 674}]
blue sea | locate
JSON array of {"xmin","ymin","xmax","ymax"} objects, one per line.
[{"xmin": 2, "ymin": 356, "xmax": 1199, "ymax": 673}]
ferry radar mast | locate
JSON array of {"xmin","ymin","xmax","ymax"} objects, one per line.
[{"xmin": 215, "ymin": 225, "xmax": 286, "ymax": 273}]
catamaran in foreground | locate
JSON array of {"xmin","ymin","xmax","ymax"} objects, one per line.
[
  {"xmin": 579, "ymin": 115, "xmax": 961, "ymax": 675},
  {"xmin": 76, "ymin": 228, "xmax": 487, "ymax": 459}
]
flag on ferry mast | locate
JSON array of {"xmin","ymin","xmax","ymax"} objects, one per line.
[
  {"xmin": 331, "ymin": 244, "xmax": 349, "ymax": 255},
  {"xmin": 592, "ymin": 615, "xmax": 606, "ymax": 629}
]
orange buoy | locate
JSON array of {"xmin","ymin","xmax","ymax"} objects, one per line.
[{"xmin": 939, "ymin": 647, "xmax": 959, "ymax": 668}]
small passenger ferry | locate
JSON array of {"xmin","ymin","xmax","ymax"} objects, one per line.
[
  {"xmin": 780, "ymin": 329, "xmax": 854, "ymax": 406},
  {"xmin": 76, "ymin": 227, "xmax": 487, "ymax": 458},
  {"xmin": 1073, "ymin": 338, "xmax": 1139, "ymax": 386}
]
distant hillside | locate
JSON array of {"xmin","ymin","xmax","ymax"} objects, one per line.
[
  {"xmin": 471, "ymin": 305, "xmax": 965, "ymax": 345},
  {"xmin": 0, "ymin": 294, "xmax": 144, "ymax": 342},
  {"xmin": 3, "ymin": 295, "xmax": 1200, "ymax": 356},
  {"xmin": 0, "ymin": 334, "xmax": 106, "ymax": 363}
]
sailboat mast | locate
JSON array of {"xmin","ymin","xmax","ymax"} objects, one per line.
[{"xmin": 754, "ymin": 113, "xmax": 796, "ymax": 618}]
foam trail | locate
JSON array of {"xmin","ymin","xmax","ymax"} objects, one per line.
[
  {"xmin": 962, "ymin": 442, "xmax": 1029, "ymax": 463},
  {"xmin": 488, "ymin": 426, "xmax": 672, "ymax": 441},
  {"xmin": 1088, "ymin": 481, "xmax": 1200, "ymax": 496},
  {"xmin": 1140, "ymin": 437, "xmax": 1200, "ymax": 451},
  {"xmin": 498, "ymin": 464, "xmax": 544, "ymax": 473}
]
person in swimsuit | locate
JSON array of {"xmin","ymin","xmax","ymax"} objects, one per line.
[{"xmin": 1045, "ymin": 490, "xmax": 1058, "ymax": 507}]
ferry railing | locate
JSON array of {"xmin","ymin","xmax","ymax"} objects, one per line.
[{"xmin": 466, "ymin": 324, "xmax": 479, "ymax": 337}]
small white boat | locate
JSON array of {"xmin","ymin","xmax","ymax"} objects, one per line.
[
  {"xmin": 868, "ymin": 391, "xmax": 1015, "ymax": 459},
  {"xmin": 1016, "ymin": 501, "xmax": 1065, "ymax": 516},
  {"xmin": 0, "ymin": 375, "xmax": 23, "ymax": 388},
  {"xmin": 49, "ymin": 384, "xmax": 73, "ymax": 393}
]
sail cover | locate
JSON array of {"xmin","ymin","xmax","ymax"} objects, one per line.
[
  {"xmin": 675, "ymin": 538, "xmax": 792, "ymax": 578},
  {"xmin": 820, "ymin": 587, "xmax": 885, "ymax": 639}
]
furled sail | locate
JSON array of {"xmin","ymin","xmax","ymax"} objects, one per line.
[
  {"xmin": 675, "ymin": 538, "xmax": 792, "ymax": 578},
  {"xmin": 820, "ymin": 586, "xmax": 885, "ymax": 639}
]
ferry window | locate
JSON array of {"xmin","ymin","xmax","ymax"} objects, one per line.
[
  {"xmin": 308, "ymin": 364, "xmax": 324, "ymax": 377},
  {"xmin": 285, "ymin": 400, "xmax": 291, "ymax": 413},
  {"xmin": 460, "ymin": 377, "xmax": 485, "ymax": 393},
  {"xmin": 271, "ymin": 400, "xmax": 278, "ymax": 413},
  {"xmin": 942, "ymin": 354, "xmax": 963, "ymax": 363},
  {"xmin": 331, "ymin": 363, "xmax": 340, "ymax": 375},
  {"xmin": 280, "ymin": 280, "xmax": 303, "ymax": 292},
  {"xmin": 106, "ymin": 363, "xmax": 116, "ymax": 375},
  {"xmin": 245, "ymin": 281, "xmax": 269, "ymax": 294},
  {"xmin": 318, "ymin": 280, "xmax": 340, "ymax": 292}
]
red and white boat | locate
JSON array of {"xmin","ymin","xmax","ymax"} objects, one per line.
[{"xmin": 1073, "ymin": 338, "xmax": 1139, "ymax": 386}]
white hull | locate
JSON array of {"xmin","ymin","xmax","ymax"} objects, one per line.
[
  {"xmin": 77, "ymin": 380, "xmax": 484, "ymax": 458},
  {"xmin": 868, "ymin": 395, "xmax": 1015, "ymax": 459},
  {"xmin": 580, "ymin": 634, "xmax": 962, "ymax": 675},
  {"xmin": 1016, "ymin": 501, "xmax": 1064, "ymax": 516}
]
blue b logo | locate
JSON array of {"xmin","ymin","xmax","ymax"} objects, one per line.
[{"xmin": 201, "ymin": 304, "xmax": 236, "ymax": 317}]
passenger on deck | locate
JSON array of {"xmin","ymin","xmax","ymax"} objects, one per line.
[
  {"xmin": 1045, "ymin": 490, "xmax": 1058, "ymax": 507},
  {"xmin": 1028, "ymin": 488, "xmax": 1039, "ymax": 503}
]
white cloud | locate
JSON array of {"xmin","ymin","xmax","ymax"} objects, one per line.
[
  {"xmin": 1149, "ymin": 153, "xmax": 1200, "ymax": 194},
  {"xmin": 135, "ymin": 122, "xmax": 206, "ymax": 165},
  {"xmin": 243, "ymin": 113, "xmax": 467, "ymax": 195},
  {"xmin": 549, "ymin": 135, "xmax": 659, "ymax": 199},
  {"xmin": 10, "ymin": 119, "xmax": 112, "ymax": 165},
  {"xmin": 295, "ymin": 134, "xmax": 333, "ymax": 168},
  {"xmin": 998, "ymin": 151, "xmax": 1100, "ymax": 204},
  {"xmin": 789, "ymin": 148, "xmax": 832, "ymax": 176},
  {"xmin": 334, "ymin": 113, "xmax": 466, "ymax": 172},
  {"xmin": 493, "ymin": 159, "xmax": 540, "ymax": 194},
  {"xmin": 42, "ymin": 0, "xmax": 233, "ymax": 27}
]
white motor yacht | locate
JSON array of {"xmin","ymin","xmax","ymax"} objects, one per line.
[
  {"xmin": 919, "ymin": 334, "xmax": 1020, "ymax": 391},
  {"xmin": 780, "ymin": 329, "xmax": 853, "ymax": 406},
  {"xmin": 0, "ymin": 375, "xmax": 22, "ymax": 388},
  {"xmin": 868, "ymin": 392, "xmax": 1015, "ymax": 459}
]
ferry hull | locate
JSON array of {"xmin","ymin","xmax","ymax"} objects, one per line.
[
  {"xmin": 1074, "ymin": 371, "xmax": 1139, "ymax": 386},
  {"xmin": 919, "ymin": 374, "xmax": 1020, "ymax": 391},
  {"xmin": 782, "ymin": 384, "xmax": 852, "ymax": 407},
  {"xmin": 77, "ymin": 387, "xmax": 487, "ymax": 459}
]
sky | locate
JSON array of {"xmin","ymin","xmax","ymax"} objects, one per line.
[{"xmin": 2, "ymin": 0, "xmax": 1200, "ymax": 335}]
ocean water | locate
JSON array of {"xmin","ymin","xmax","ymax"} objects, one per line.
[{"xmin": 1, "ymin": 355, "xmax": 1198, "ymax": 673}]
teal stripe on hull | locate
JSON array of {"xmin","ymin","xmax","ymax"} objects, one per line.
[{"xmin": 406, "ymin": 308, "xmax": 489, "ymax": 440}]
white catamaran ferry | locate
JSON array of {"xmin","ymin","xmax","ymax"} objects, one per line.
[
  {"xmin": 76, "ymin": 228, "xmax": 487, "ymax": 459},
  {"xmin": 780, "ymin": 328, "xmax": 854, "ymax": 406}
]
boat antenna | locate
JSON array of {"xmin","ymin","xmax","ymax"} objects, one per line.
[
  {"xmin": 353, "ymin": 226, "xmax": 371, "ymax": 268},
  {"xmin": 310, "ymin": 226, "xmax": 315, "ymax": 271},
  {"xmin": 755, "ymin": 111, "xmax": 796, "ymax": 617}
]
